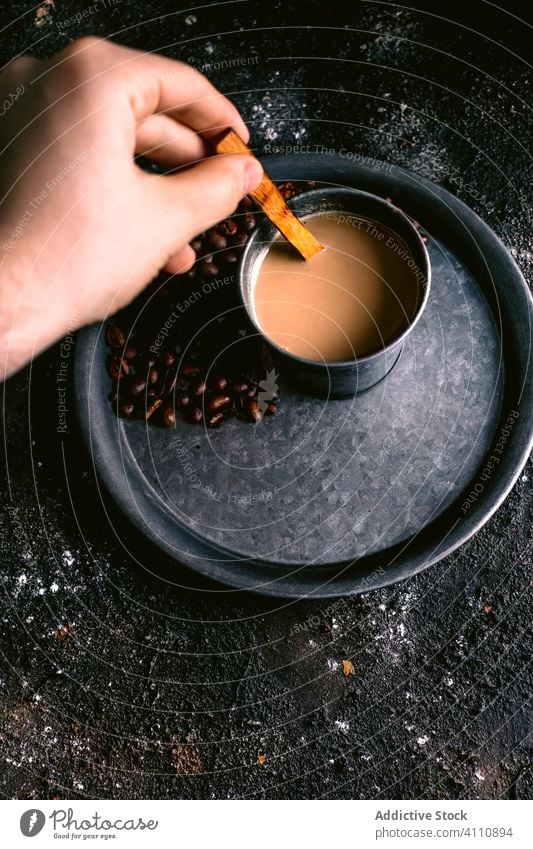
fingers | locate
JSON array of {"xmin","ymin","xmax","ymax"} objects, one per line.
[
  {"xmin": 163, "ymin": 244, "xmax": 196, "ymax": 275},
  {"xmin": 135, "ymin": 113, "xmax": 207, "ymax": 168},
  {"xmin": 87, "ymin": 39, "xmax": 249, "ymax": 142},
  {"xmin": 138, "ymin": 55, "xmax": 249, "ymax": 143},
  {"xmin": 145, "ymin": 152, "xmax": 263, "ymax": 250},
  {"xmin": 0, "ymin": 54, "xmax": 41, "ymax": 93}
]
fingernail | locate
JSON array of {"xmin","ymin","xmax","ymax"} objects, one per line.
[{"xmin": 245, "ymin": 158, "xmax": 263, "ymax": 194}]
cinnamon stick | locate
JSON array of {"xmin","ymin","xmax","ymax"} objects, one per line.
[{"xmin": 214, "ymin": 129, "xmax": 324, "ymax": 261}]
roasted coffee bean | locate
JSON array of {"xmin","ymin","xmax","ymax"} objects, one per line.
[
  {"xmin": 160, "ymin": 351, "xmax": 176, "ymax": 368},
  {"xmin": 233, "ymin": 231, "xmax": 249, "ymax": 248},
  {"xmin": 247, "ymin": 400, "xmax": 263, "ymax": 423},
  {"xmin": 123, "ymin": 344, "xmax": 138, "ymax": 360},
  {"xmin": 422, "ymin": 234, "xmax": 429, "ymax": 244},
  {"xmin": 162, "ymin": 405, "xmax": 176, "ymax": 427},
  {"xmin": 266, "ymin": 402, "xmax": 277, "ymax": 415},
  {"xmin": 129, "ymin": 376, "xmax": 147, "ymax": 397},
  {"xmin": 118, "ymin": 401, "xmax": 135, "ymax": 418},
  {"xmin": 200, "ymin": 261, "xmax": 219, "ymax": 278},
  {"xmin": 106, "ymin": 354, "xmax": 129, "ymax": 381},
  {"xmin": 278, "ymin": 181, "xmax": 298, "ymax": 199},
  {"xmin": 148, "ymin": 366, "xmax": 159, "ymax": 385},
  {"xmin": 191, "ymin": 406, "xmax": 203, "ymax": 424},
  {"xmin": 176, "ymin": 391, "xmax": 190, "ymax": 409},
  {"xmin": 219, "ymin": 219, "xmax": 238, "ymax": 236},
  {"xmin": 192, "ymin": 379, "xmax": 207, "ymax": 397},
  {"xmin": 145, "ymin": 398, "xmax": 163, "ymax": 420},
  {"xmin": 207, "ymin": 394, "xmax": 231, "ymax": 413},
  {"xmin": 220, "ymin": 249, "xmax": 238, "ymax": 264},
  {"xmin": 206, "ymin": 229, "xmax": 227, "ymax": 251},
  {"xmin": 232, "ymin": 381, "xmax": 249, "ymax": 395},
  {"xmin": 201, "ymin": 253, "xmax": 213, "ymax": 264},
  {"xmin": 208, "ymin": 412, "xmax": 225, "ymax": 428},
  {"xmin": 190, "ymin": 238, "xmax": 203, "ymax": 253},
  {"xmin": 184, "ymin": 267, "xmax": 197, "ymax": 280},
  {"xmin": 241, "ymin": 212, "xmax": 256, "ymax": 231},
  {"xmin": 106, "ymin": 324, "xmax": 126, "ymax": 349},
  {"xmin": 247, "ymin": 386, "xmax": 258, "ymax": 398},
  {"xmin": 209, "ymin": 372, "xmax": 228, "ymax": 392},
  {"xmin": 181, "ymin": 362, "xmax": 200, "ymax": 378}
]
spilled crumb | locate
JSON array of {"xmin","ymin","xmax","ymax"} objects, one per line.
[
  {"xmin": 34, "ymin": 0, "xmax": 55, "ymax": 27},
  {"xmin": 342, "ymin": 659, "xmax": 356, "ymax": 677},
  {"xmin": 171, "ymin": 743, "xmax": 202, "ymax": 775},
  {"xmin": 257, "ymin": 753, "xmax": 266, "ymax": 765},
  {"xmin": 53, "ymin": 623, "xmax": 74, "ymax": 643}
]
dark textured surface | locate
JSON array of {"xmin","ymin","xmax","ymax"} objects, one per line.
[{"xmin": 0, "ymin": 0, "xmax": 531, "ymax": 799}]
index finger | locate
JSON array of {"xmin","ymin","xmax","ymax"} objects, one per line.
[{"xmin": 110, "ymin": 42, "xmax": 250, "ymax": 142}]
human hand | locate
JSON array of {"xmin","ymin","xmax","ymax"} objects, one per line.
[{"xmin": 0, "ymin": 36, "xmax": 263, "ymax": 379}]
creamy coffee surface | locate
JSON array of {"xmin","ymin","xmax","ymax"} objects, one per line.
[{"xmin": 253, "ymin": 213, "xmax": 421, "ymax": 361}]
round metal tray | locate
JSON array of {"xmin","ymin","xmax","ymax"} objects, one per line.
[{"xmin": 74, "ymin": 155, "xmax": 533, "ymax": 598}]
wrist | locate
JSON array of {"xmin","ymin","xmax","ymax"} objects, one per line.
[{"xmin": 0, "ymin": 240, "xmax": 67, "ymax": 380}]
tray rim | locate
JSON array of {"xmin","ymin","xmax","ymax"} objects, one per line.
[{"xmin": 73, "ymin": 154, "xmax": 533, "ymax": 599}]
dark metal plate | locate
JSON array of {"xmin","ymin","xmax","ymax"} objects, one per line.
[{"xmin": 73, "ymin": 155, "xmax": 533, "ymax": 598}]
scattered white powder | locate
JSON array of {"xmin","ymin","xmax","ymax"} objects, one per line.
[
  {"xmin": 50, "ymin": 582, "xmax": 59, "ymax": 593},
  {"xmin": 417, "ymin": 735, "xmax": 429, "ymax": 746}
]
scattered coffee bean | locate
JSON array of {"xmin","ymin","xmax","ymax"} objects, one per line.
[
  {"xmin": 162, "ymin": 405, "xmax": 176, "ymax": 427},
  {"xmin": 233, "ymin": 232, "xmax": 249, "ymax": 248},
  {"xmin": 123, "ymin": 344, "xmax": 138, "ymax": 360},
  {"xmin": 104, "ymin": 181, "xmax": 326, "ymax": 428},
  {"xmin": 106, "ymin": 355, "xmax": 129, "ymax": 381},
  {"xmin": 241, "ymin": 212, "xmax": 256, "ymax": 232},
  {"xmin": 192, "ymin": 379, "xmax": 207, "ymax": 397},
  {"xmin": 182, "ymin": 362, "xmax": 201, "ymax": 378},
  {"xmin": 200, "ymin": 261, "xmax": 219, "ymax": 278},
  {"xmin": 206, "ymin": 229, "xmax": 227, "ymax": 251},
  {"xmin": 219, "ymin": 219, "xmax": 238, "ymax": 236},
  {"xmin": 247, "ymin": 400, "xmax": 263, "ymax": 423},
  {"xmin": 176, "ymin": 392, "xmax": 190, "ymax": 409},
  {"xmin": 221, "ymin": 249, "xmax": 238, "ymax": 264},
  {"xmin": 207, "ymin": 394, "xmax": 231, "ymax": 413},
  {"xmin": 160, "ymin": 352, "xmax": 176, "ymax": 368},
  {"xmin": 145, "ymin": 398, "xmax": 163, "ymax": 420},
  {"xmin": 210, "ymin": 372, "xmax": 228, "ymax": 392},
  {"xmin": 129, "ymin": 376, "xmax": 147, "ymax": 397},
  {"xmin": 106, "ymin": 324, "xmax": 126, "ymax": 349},
  {"xmin": 119, "ymin": 401, "xmax": 135, "ymax": 418}
]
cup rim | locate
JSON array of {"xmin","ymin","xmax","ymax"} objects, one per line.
[{"xmin": 238, "ymin": 186, "xmax": 432, "ymax": 369}]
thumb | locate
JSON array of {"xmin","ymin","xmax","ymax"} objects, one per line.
[{"xmin": 149, "ymin": 153, "xmax": 263, "ymax": 250}]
